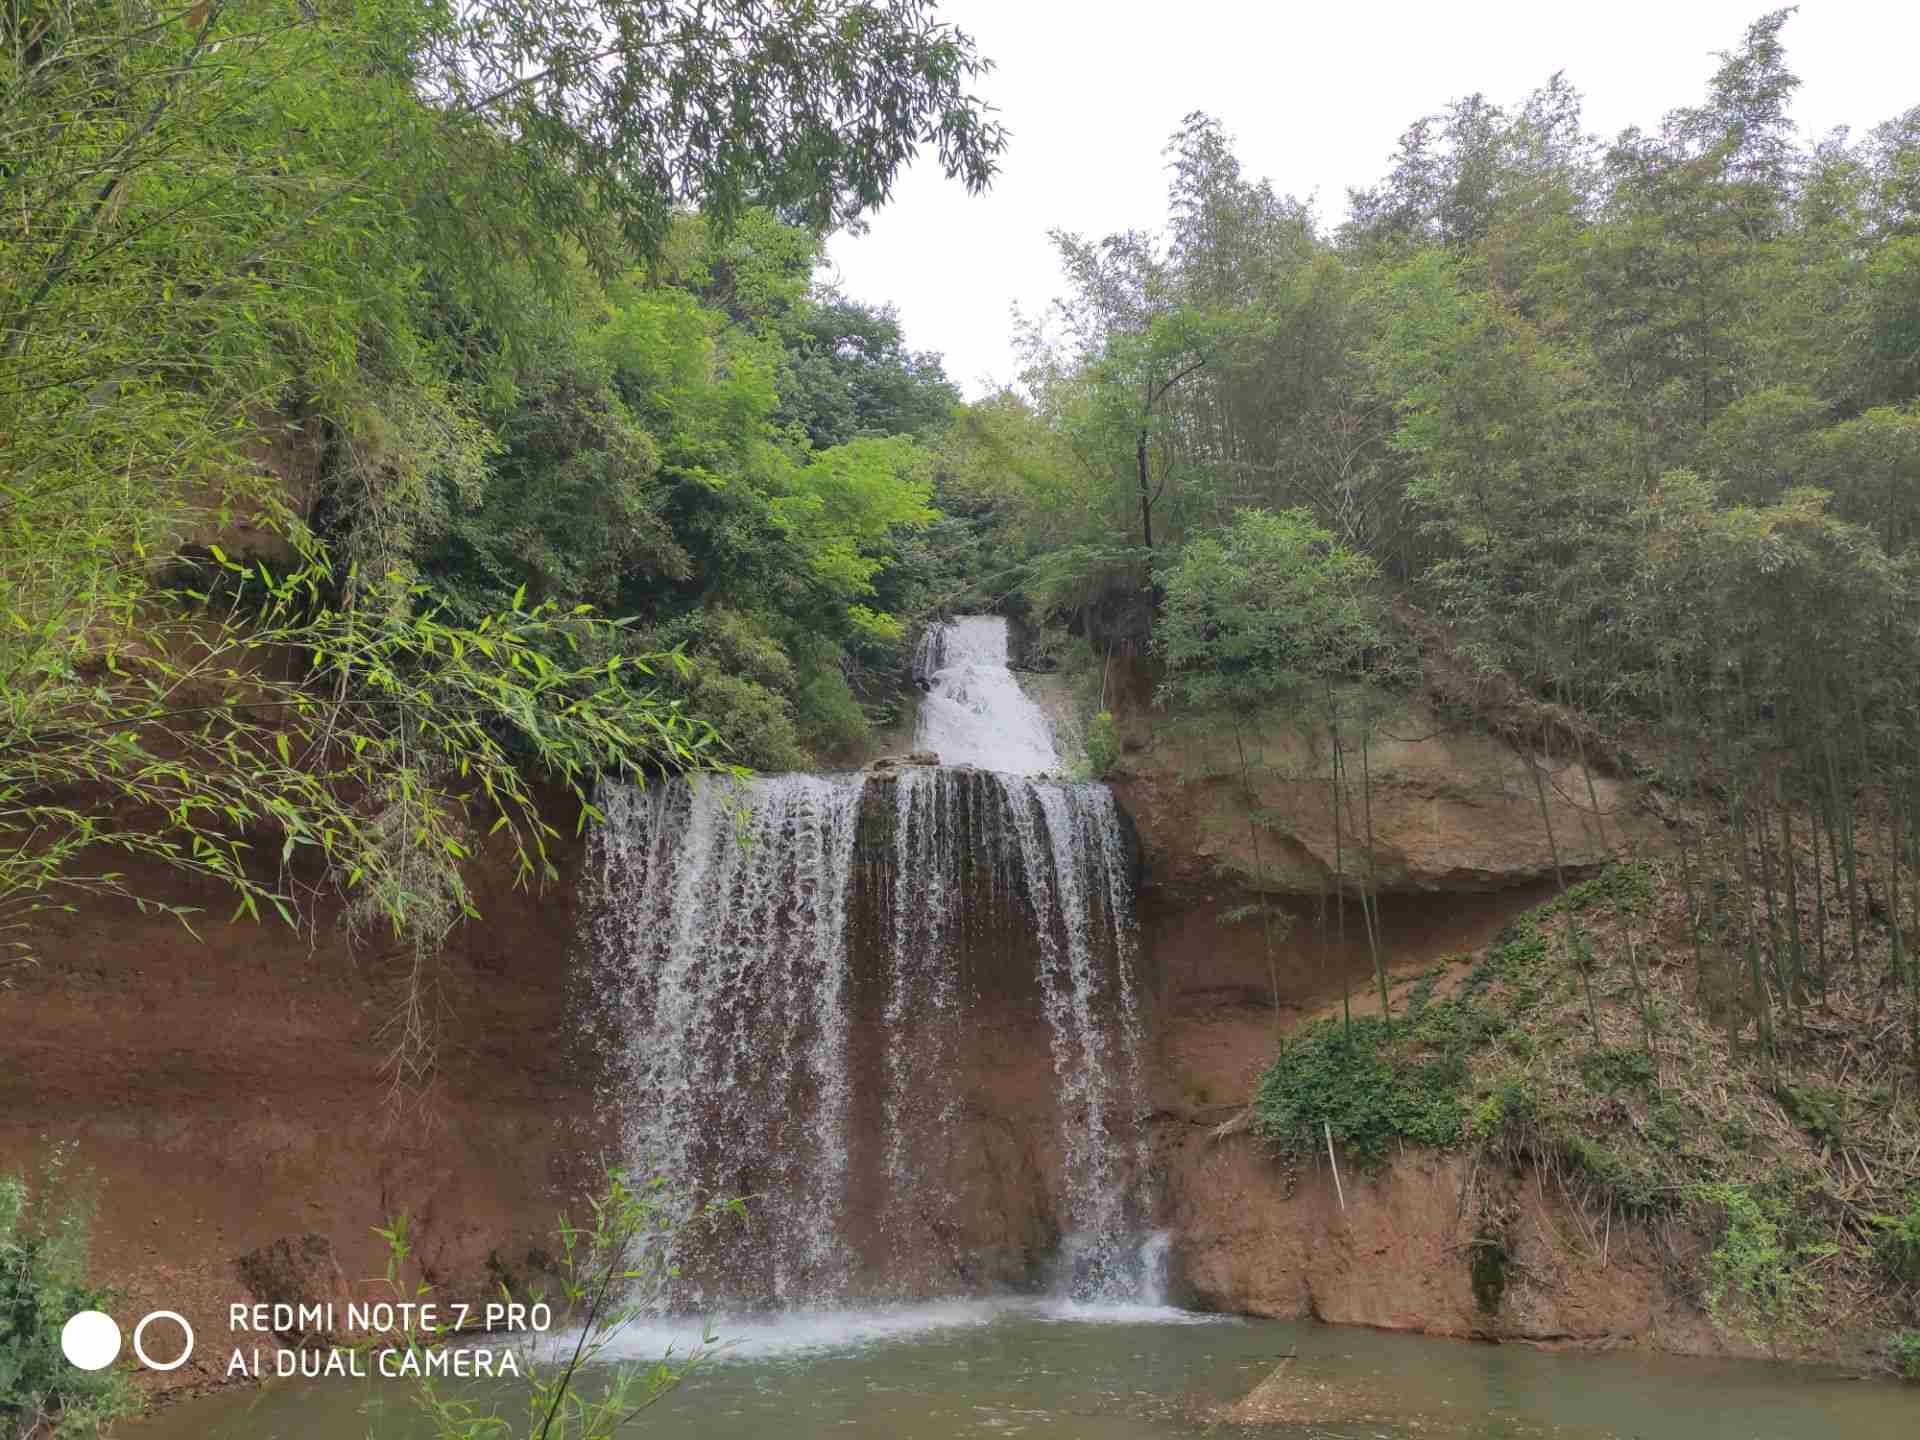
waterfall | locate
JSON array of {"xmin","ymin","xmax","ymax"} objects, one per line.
[
  {"xmin": 583, "ymin": 775, "xmax": 868, "ymax": 1307},
  {"xmin": 1005, "ymin": 778, "xmax": 1151, "ymax": 1299},
  {"xmin": 582, "ymin": 617, "xmax": 1153, "ymax": 1309},
  {"xmin": 912, "ymin": 615, "xmax": 1062, "ymax": 775}
]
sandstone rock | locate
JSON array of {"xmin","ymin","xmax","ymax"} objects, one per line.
[
  {"xmin": 868, "ymin": 751, "xmax": 941, "ymax": 769},
  {"xmin": 234, "ymin": 1234, "xmax": 352, "ymax": 1343},
  {"xmin": 1114, "ymin": 700, "xmax": 1658, "ymax": 895},
  {"xmin": 1160, "ymin": 1132, "xmax": 1728, "ymax": 1356}
]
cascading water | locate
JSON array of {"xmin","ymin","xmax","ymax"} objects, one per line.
[
  {"xmin": 583, "ymin": 616, "xmax": 1157, "ymax": 1311},
  {"xmin": 583, "ymin": 775, "xmax": 869, "ymax": 1307},
  {"xmin": 1008, "ymin": 778, "xmax": 1152, "ymax": 1299},
  {"xmin": 912, "ymin": 615, "xmax": 1062, "ymax": 775}
]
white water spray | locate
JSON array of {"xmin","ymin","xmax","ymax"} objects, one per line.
[
  {"xmin": 583, "ymin": 618, "xmax": 1157, "ymax": 1309},
  {"xmin": 913, "ymin": 616, "xmax": 1062, "ymax": 774},
  {"xmin": 584, "ymin": 775, "xmax": 867, "ymax": 1307}
]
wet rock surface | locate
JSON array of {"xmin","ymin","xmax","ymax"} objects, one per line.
[{"xmin": 233, "ymin": 1234, "xmax": 353, "ymax": 1344}]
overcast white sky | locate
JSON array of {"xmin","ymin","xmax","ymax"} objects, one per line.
[{"xmin": 822, "ymin": 1, "xmax": 1920, "ymax": 397}]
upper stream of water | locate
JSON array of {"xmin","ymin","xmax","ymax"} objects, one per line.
[{"xmin": 911, "ymin": 616, "xmax": 1063, "ymax": 775}]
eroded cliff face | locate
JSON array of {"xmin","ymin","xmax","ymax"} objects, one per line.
[
  {"xmin": 0, "ymin": 710, "xmax": 1704, "ymax": 1408},
  {"xmin": 1162, "ymin": 1137, "xmax": 1718, "ymax": 1349},
  {"xmin": 0, "ymin": 837, "xmax": 611, "ymax": 1400},
  {"xmin": 1113, "ymin": 701, "xmax": 1740, "ymax": 1359},
  {"xmin": 1112, "ymin": 698, "xmax": 1654, "ymax": 896}
]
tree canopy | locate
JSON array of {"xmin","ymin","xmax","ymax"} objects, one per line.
[{"xmin": 0, "ymin": 0, "xmax": 998, "ymax": 1099}]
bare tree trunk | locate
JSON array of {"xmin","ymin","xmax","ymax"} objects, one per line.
[
  {"xmin": 1234, "ymin": 720, "xmax": 1282, "ymax": 1034},
  {"xmin": 1135, "ymin": 425, "xmax": 1154, "ymax": 552},
  {"xmin": 1734, "ymin": 790, "xmax": 1775, "ymax": 1072},
  {"xmin": 1810, "ymin": 791, "xmax": 1830, "ymax": 997},
  {"xmin": 1358, "ymin": 726, "xmax": 1391, "ymax": 1028},
  {"xmin": 1576, "ymin": 730, "xmax": 1654, "ymax": 1049},
  {"xmin": 1327, "ymin": 679, "xmax": 1352, "ymax": 1045},
  {"xmin": 1524, "ymin": 737, "xmax": 1599, "ymax": 1038},
  {"xmin": 1776, "ymin": 773, "xmax": 1804, "ymax": 1005},
  {"xmin": 1825, "ymin": 736, "xmax": 1860, "ymax": 971}
]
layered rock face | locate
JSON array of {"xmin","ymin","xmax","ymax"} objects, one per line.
[
  {"xmin": 1159, "ymin": 1136, "xmax": 1724, "ymax": 1354},
  {"xmin": 1114, "ymin": 699, "xmax": 1651, "ymax": 895},
  {"xmin": 0, "ymin": 835, "xmax": 608, "ymax": 1399},
  {"xmin": 1116, "ymin": 699, "xmax": 1638, "ymax": 1116},
  {"xmin": 1107, "ymin": 698, "xmax": 1693, "ymax": 1348},
  {"xmin": 2, "ymin": 671, "xmax": 1686, "ymax": 1410}
]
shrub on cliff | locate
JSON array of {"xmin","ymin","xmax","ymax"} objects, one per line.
[
  {"xmin": 1698, "ymin": 1182, "xmax": 1832, "ymax": 1350},
  {"xmin": 1872, "ymin": 1191, "xmax": 1920, "ymax": 1291},
  {"xmin": 1253, "ymin": 1008, "xmax": 1476, "ymax": 1167},
  {"xmin": 1889, "ymin": 1330, "xmax": 1920, "ymax": 1381},
  {"xmin": 1083, "ymin": 711, "xmax": 1122, "ymax": 778},
  {"xmin": 0, "ymin": 1152, "xmax": 137, "ymax": 1439}
]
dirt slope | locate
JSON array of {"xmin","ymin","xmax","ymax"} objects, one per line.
[{"xmin": 1, "ymin": 840, "xmax": 607, "ymax": 1403}]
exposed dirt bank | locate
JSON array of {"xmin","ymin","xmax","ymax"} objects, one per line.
[
  {"xmin": 1138, "ymin": 905, "xmax": 1754, "ymax": 1365},
  {"xmin": 1161, "ymin": 1133, "xmax": 1726, "ymax": 1354},
  {"xmin": 4, "ymin": 717, "xmax": 1773, "ymax": 1416},
  {"xmin": 0, "ymin": 841, "xmax": 607, "ymax": 1405}
]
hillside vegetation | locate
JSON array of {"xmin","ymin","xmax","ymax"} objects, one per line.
[
  {"xmin": 1, "ymin": 1, "xmax": 1002, "ymax": 1081},
  {"xmin": 922, "ymin": 10, "xmax": 1920, "ymax": 1373}
]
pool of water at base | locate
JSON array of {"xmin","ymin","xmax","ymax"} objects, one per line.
[{"xmin": 133, "ymin": 1298, "xmax": 1916, "ymax": 1439}]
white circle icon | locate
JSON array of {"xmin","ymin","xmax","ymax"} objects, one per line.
[
  {"xmin": 61, "ymin": 1311, "xmax": 122, "ymax": 1371},
  {"xmin": 132, "ymin": 1311, "xmax": 194, "ymax": 1372}
]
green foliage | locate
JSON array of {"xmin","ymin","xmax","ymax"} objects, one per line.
[
  {"xmin": 1468, "ymin": 920, "xmax": 1552, "ymax": 990},
  {"xmin": 1084, "ymin": 711, "xmax": 1121, "ymax": 778},
  {"xmin": 426, "ymin": 342, "xmax": 686, "ymax": 620},
  {"xmin": 1217, "ymin": 901, "xmax": 1296, "ymax": 940},
  {"xmin": 965, "ymin": 12, "xmax": 1920, "ymax": 907},
  {"xmin": 2, "ymin": 0, "xmax": 1003, "ymax": 1014},
  {"xmin": 383, "ymin": 1169, "xmax": 744, "ymax": 1440},
  {"xmin": 933, "ymin": 15, "xmax": 1920, "ymax": 1353},
  {"xmin": 1250, "ymin": 883, "xmax": 1701, "ymax": 1180},
  {"xmin": 1551, "ymin": 1133, "xmax": 1671, "ymax": 1216},
  {"xmin": 530, "ymin": 270, "xmax": 949, "ymax": 762},
  {"xmin": 778, "ymin": 298, "xmax": 961, "ymax": 449},
  {"xmin": 1250, "ymin": 872, "xmax": 1745, "ymax": 1232},
  {"xmin": 1465, "ymin": 1076, "xmax": 1539, "ymax": 1148},
  {"xmin": 1470, "ymin": 1241, "xmax": 1509, "ymax": 1315},
  {"xmin": 1888, "ymin": 1330, "xmax": 1920, "ymax": 1381},
  {"xmin": 777, "ymin": 438, "xmax": 938, "ymax": 597},
  {"xmin": 1253, "ymin": 1009, "xmax": 1479, "ymax": 1167},
  {"xmin": 0, "ymin": 1149, "xmax": 139, "ymax": 1438},
  {"xmin": 0, "ymin": 548, "xmax": 721, "ymax": 936},
  {"xmin": 1773, "ymin": 1084, "xmax": 1851, "ymax": 1150},
  {"xmin": 1158, "ymin": 508, "xmax": 1380, "ymax": 711},
  {"xmin": 1577, "ymin": 1046, "xmax": 1658, "ymax": 1096},
  {"xmin": 1870, "ymin": 1192, "xmax": 1920, "ymax": 1288},
  {"xmin": 1697, "ymin": 1182, "xmax": 1829, "ymax": 1346},
  {"xmin": 1554, "ymin": 863, "xmax": 1656, "ymax": 914}
]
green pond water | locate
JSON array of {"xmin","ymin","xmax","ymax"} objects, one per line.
[{"xmin": 131, "ymin": 1299, "xmax": 1915, "ymax": 1439}]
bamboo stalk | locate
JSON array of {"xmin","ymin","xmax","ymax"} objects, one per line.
[{"xmin": 1326, "ymin": 1121, "xmax": 1346, "ymax": 1212}]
